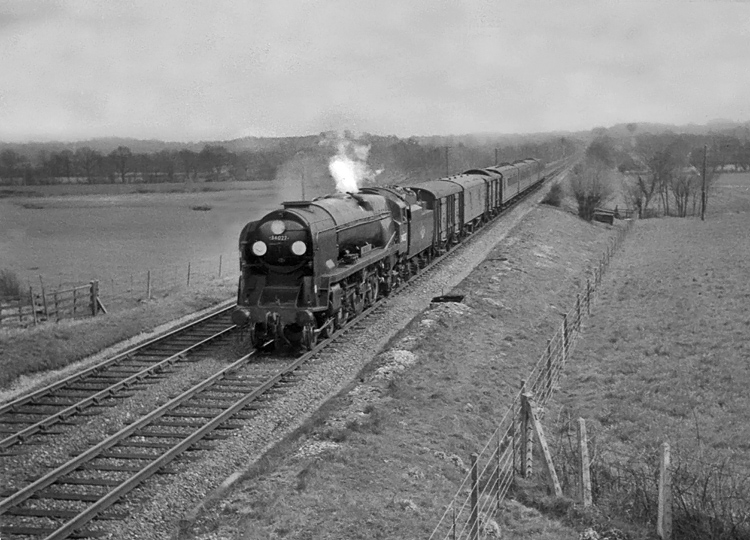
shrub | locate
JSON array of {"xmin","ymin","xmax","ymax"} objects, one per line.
[
  {"xmin": 541, "ymin": 183, "xmax": 563, "ymax": 207},
  {"xmin": 0, "ymin": 268, "xmax": 22, "ymax": 298}
]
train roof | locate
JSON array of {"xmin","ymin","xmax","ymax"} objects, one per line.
[
  {"xmin": 403, "ymin": 179, "xmax": 463, "ymax": 199},
  {"xmin": 442, "ymin": 172, "xmax": 487, "ymax": 191}
]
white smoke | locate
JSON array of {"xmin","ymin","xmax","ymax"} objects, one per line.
[{"xmin": 327, "ymin": 137, "xmax": 381, "ymax": 193}]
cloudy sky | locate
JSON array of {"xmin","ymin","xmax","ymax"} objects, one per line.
[{"xmin": 1, "ymin": 0, "xmax": 749, "ymax": 142}]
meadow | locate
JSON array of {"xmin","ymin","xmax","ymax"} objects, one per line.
[{"xmin": 0, "ymin": 175, "xmax": 336, "ymax": 298}]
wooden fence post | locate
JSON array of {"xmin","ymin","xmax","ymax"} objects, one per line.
[
  {"xmin": 18, "ymin": 297, "xmax": 23, "ymax": 323},
  {"xmin": 187, "ymin": 262, "xmax": 191, "ymax": 287},
  {"xmin": 545, "ymin": 339, "xmax": 553, "ymax": 397},
  {"xmin": 39, "ymin": 276, "xmax": 49, "ymax": 320},
  {"xmin": 527, "ymin": 397, "xmax": 562, "ymax": 497},
  {"xmin": 520, "ymin": 383, "xmax": 533, "ymax": 478},
  {"xmin": 53, "ymin": 291, "xmax": 59, "ymax": 322},
  {"xmin": 147, "ymin": 270, "xmax": 152, "ymax": 300},
  {"xmin": 29, "ymin": 286, "xmax": 38, "ymax": 325},
  {"xmin": 90, "ymin": 281, "xmax": 99, "ymax": 316},
  {"xmin": 470, "ymin": 453, "xmax": 479, "ymax": 540},
  {"xmin": 218, "ymin": 254, "xmax": 223, "ymax": 278},
  {"xmin": 73, "ymin": 286, "xmax": 77, "ymax": 317},
  {"xmin": 578, "ymin": 418, "xmax": 592, "ymax": 507},
  {"xmin": 496, "ymin": 430, "xmax": 502, "ymax": 513},
  {"xmin": 658, "ymin": 443, "xmax": 672, "ymax": 539}
]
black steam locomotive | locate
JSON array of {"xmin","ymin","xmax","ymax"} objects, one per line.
[{"xmin": 231, "ymin": 159, "xmax": 544, "ymax": 349}]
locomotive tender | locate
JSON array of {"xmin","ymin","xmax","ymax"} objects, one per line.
[{"xmin": 231, "ymin": 158, "xmax": 544, "ymax": 349}]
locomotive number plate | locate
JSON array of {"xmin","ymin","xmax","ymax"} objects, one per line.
[{"xmin": 270, "ymin": 235, "xmax": 289, "ymax": 241}]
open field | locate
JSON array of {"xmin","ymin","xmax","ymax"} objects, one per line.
[
  {"xmin": 0, "ymin": 175, "xmax": 341, "ymax": 303},
  {"xmin": 549, "ymin": 172, "xmax": 750, "ymax": 472}
]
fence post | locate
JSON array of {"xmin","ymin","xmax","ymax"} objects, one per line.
[
  {"xmin": 470, "ymin": 453, "xmax": 479, "ymax": 540},
  {"xmin": 218, "ymin": 254, "xmax": 223, "ymax": 278},
  {"xmin": 496, "ymin": 429, "xmax": 501, "ymax": 513},
  {"xmin": 520, "ymin": 382, "xmax": 533, "ymax": 478},
  {"xmin": 29, "ymin": 286, "xmax": 38, "ymax": 325},
  {"xmin": 545, "ymin": 339, "xmax": 553, "ymax": 398},
  {"xmin": 18, "ymin": 297, "xmax": 23, "ymax": 323},
  {"xmin": 657, "ymin": 443, "xmax": 672, "ymax": 539},
  {"xmin": 54, "ymin": 291, "xmax": 59, "ymax": 322},
  {"xmin": 147, "ymin": 271, "xmax": 152, "ymax": 300},
  {"xmin": 578, "ymin": 418, "xmax": 592, "ymax": 507},
  {"xmin": 39, "ymin": 276, "xmax": 49, "ymax": 320},
  {"xmin": 90, "ymin": 281, "xmax": 99, "ymax": 316},
  {"xmin": 73, "ymin": 287, "xmax": 77, "ymax": 317},
  {"xmin": 187, "ymin": 262, "xmax": 191, "ymax": 287}
]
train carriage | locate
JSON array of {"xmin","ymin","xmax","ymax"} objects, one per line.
[
  {"xmin": 443, "ymin": 172, "xmax": 489, "ymax": 233},
  {"xmin": 404, "ymin": 179, "xmax": 463, "ymax": 251},
  {"xmin": 514, "ymin": 158, "xmax": 543, "ymax": 195}
]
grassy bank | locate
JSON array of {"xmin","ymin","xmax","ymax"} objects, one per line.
[{"xmin": 0, "ymin": 279, "xmax": 234, "ymax": 394}]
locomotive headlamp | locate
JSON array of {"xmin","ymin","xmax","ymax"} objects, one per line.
[
  {"xmin": 270, "ymin": 220, "xmax": 286, "ymax": 235},
  {"xmin": 252, "ymin": 241, "xmax": 267, "ymax": 256},
  {"xmin": 291, "ymin": 241, "xmax": 307, "ymax": 255}
]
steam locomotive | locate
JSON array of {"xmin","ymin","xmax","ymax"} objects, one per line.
[{"xmin": 231, "ymin": 158, "xmax": 544, "ymax": 349}]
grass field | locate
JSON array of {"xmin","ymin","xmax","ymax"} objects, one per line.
[
  {"xmin": 550, "ymin": 172, "xmax": 750, "ymax": 471},
  {"xmin": 0, "ymin": 174, "xmax": 343, "ymax": 299}
]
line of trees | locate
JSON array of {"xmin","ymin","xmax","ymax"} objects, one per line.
[
  {"xmin": 0, "ymin": 133, "xmax": 580, "ymax": 187},
  {"xmin": 0, "ymin": 144, "xmax": 285, "ymax": 186},
  {"xmin": 620, "ymin": 132, "xmax": 750, "ymax": 218}
]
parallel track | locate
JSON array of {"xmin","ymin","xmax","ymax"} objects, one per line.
[
  {"xmin": 0, "ymin": 162, "xmax": 570, "ymax": 539},
  {"xmin": 0, "ymin": 304, "xmax": 236, "ymax": 452}
]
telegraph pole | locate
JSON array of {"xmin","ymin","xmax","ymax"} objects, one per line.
[
  {"xmin": 701, "ymin": 144, "xmax": 707, "ymax": 221},
  {"xmin": 444, "ymin": 146, "xmax": 450, "ymax": 177}
]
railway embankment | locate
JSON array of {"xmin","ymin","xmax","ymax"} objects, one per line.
[{"xmin": 180, "ymin": 202, "xmax": 630, "ymax": 540}]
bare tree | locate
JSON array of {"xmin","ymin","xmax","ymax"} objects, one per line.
[
  {"xmin": 569, "ymin": 156, "xmax": 615, "ymax": 221},
  {"xmin": 109, "ymin": 146, "xmax": 132, "ymax": 183},
  {"xmin": 75, "ymin": 147, "xmax": 101, "ymax": 183}
]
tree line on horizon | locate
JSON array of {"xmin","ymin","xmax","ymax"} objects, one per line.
[
  {"xmin": 568, "ymin": 127, "xmax": 750, "ymax": 220},
  {"xmin": 0, "ymin": 133, "xmax": 578, "ymax": 187}
]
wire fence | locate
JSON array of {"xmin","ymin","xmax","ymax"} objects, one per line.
[
  {"xmin": 4, "ymin": 252, "xmax": 239, "ymax": 330},
  {"xmin": 94, "ymin": 252, "xmax": 238, "ymax": 310},
  {"xmin": 428, "ymin": 217, "xmax": 635, "ymax": 540},
  {"xmin": 427, "ymin": 213, "xmax": 750, "ymax": 540}
]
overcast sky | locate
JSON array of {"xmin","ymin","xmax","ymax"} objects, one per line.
[{"xmin": 1, "ymin": 0, "xmax": 749, "ymax": 142}]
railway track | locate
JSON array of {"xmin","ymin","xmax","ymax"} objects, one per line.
[
  {"xmin": 0, "ymin": 162, "xmax": 571, "ymax": 539},
  {"xmin": 0, "ymin": 304, "xmax": 237, "ymax": 453}
]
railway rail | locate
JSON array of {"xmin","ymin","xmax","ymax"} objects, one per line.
[
  {"xmin": 0, "ymin": 162, "xmax": 570, "ymax": 539},
  {"xmin": 0, "ymin": 304, "xmax": 237, "ymax": 452}
]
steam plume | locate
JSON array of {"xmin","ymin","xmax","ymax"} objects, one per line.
[{"xmin": 327, "ymin": 137, "xmax": 380, "ymax": 193}]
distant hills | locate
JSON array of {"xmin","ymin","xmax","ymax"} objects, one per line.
[{"xmin": 2, "ymin": 120, "xmax": 748, "ymax": 157}]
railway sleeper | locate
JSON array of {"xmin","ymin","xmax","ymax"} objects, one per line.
[
  {"xmin": 7, "ymin": 507, "xmax": 124, "ymax": 519},
  {"xmin": 0, "ymin": 525, "xmax": 107, "ymax": 538},
  {"xmin": 33, "ymin": 490, "xmax": 105, "ymax": 501},
  {"xmin": 81, "ymin": 462, "xmax": 177, "ymax": 473}
]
